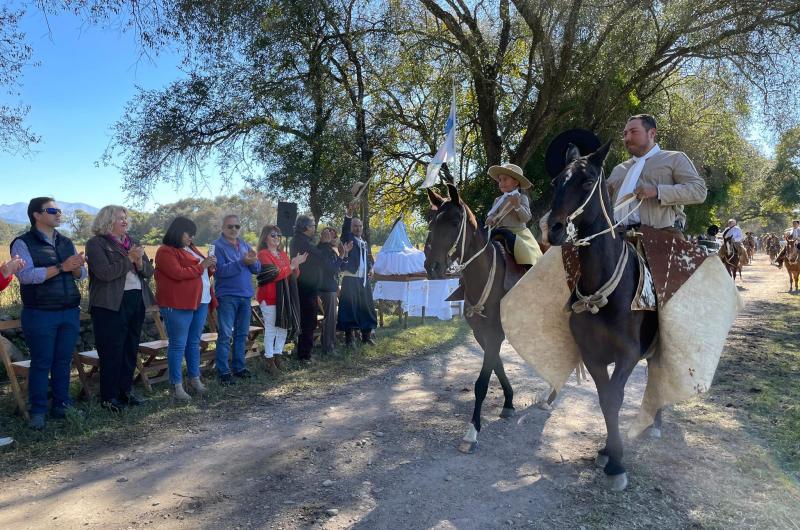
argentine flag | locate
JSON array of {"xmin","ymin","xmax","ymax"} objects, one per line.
[{"xmin": 421, "ymin": 87, "xmax": 457, "ymax": 188}]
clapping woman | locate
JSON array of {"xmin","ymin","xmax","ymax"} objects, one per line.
[
  {"xmin": 155, "ymin": 217, "xmax": 216, "ymax": 401},
  {"xmin": 86, "ymin": 205, "xmax": 155, "ymax": 412},
  {"xmin": 256, "ymin": 225, "xmax": 305, "ymax": 375}
]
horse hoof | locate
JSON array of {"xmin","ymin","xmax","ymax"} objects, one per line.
[
  {"xmin": 595, "ymin": 454, "xmax": 609, "ymax": 468},
  {"xmin": 646, "ymin": 427, "xmax": 662, "ymax": 439},
  {"xmin": 500, "ymin": 407, "xmax": 515, "ymax": 419},
  {"xmin": 459, "ymin": 441, "xmax": 477, "ymax": 454},
  {"xmin": 605, "ymin": 472, "xmax": 628, "ymax": 491},
  {"xmin": 536, "ymin": 401, "xmax": 552, "ymax": 411}
]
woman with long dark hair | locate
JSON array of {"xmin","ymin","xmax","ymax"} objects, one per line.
[{"xmin": 256, "ymin": 225, "xmax": 305, "ymax": 375}]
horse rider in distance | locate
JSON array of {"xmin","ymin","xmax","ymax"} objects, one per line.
[
  {"xmin": 775, "ymin": 219, "xmax": 800, "ymax": 267},
  {"xmin": 607, "ymin": 114, "xmax": 707, "ymax": 238},
  {"xmin": 721, "ymin": 219, "xmax": 748, "ymax": 260}
]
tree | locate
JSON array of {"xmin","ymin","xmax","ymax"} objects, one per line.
[
  {"xmin": 65, "ymin": 209, "xmax": 95, "ymax": 243},
  {"xmin": 0, "ymin": 6, "xmax": 38, "ymax": 153}
]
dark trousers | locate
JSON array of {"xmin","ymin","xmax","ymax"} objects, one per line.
[
  {"xmin": 91, "ymin": 290, "xmax": 146, "ymax": 402},
  {"xmin": 22, "ymin": 307, "xmax": 81, "ymax": 414},
  {"xmin": 298, "ymin": 291, "xmax": 318, "ymax": 359},
  {"xmin": 319, "ymin": 291, "xmax": 337, "ymax": 353}
]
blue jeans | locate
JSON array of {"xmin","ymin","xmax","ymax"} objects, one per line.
[
  {"xmin": 21, "ymin": 307, "xmax": 81, "ymax": 414},
  {"xmin": 161, "ymin": 304, "xmax": 209, "ymax": 385},
  {"xmin": 215, "ymin": 295, "xmax": 251, "ymax": 376}
]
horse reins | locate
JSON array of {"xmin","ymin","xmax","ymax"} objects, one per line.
[
  {"xmin": 443, "ymin": 202, "xmax": 514, "ymax": 318},
  {"xmin": 563, "ymin": 169, "xmax": 644, "ymax": 313},
  {"xmin": 565, "ymin": 169, "xmax": 643, "ymax": 247}
]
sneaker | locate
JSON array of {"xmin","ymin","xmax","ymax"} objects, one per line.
[
  {"xmin": 101, "ymin": 399, "xmax": 125, "ymax": 413},
  {"xmin": 233, "ymin": 368, "xmax": 252, "ymax": 379},
  {"xmin": 119, "ymin": 393, "xmax": 146, "ymax": 407},
  {"xmin": 29, "ymin": 413, "xmax": 45, "ymax": 430},
  {"xmin": 218, "ymin": 373, "xmax": 236, "ymax": 386}
]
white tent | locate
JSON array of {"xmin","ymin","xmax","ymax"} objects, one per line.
[{"xmin": 373, "ymin": 219, "xmax": 426, "ymax": 275}]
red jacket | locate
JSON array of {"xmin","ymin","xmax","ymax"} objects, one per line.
[
  {"xmin": 154, "ymin": 245, "xmax": 217, "ymax": 310},
  {"xmin": 256, "ymin": 249, "xmax": 292, "ymax": 306},
  {"xmin": 0, "ymin": 272, "xmax": 12, "ymax": 291}
]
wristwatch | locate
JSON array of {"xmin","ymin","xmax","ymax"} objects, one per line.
[{"xmin": 56, "ymin": 263, "xmax": 63, "ymax": 273}]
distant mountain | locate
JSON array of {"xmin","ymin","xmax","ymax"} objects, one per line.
[{"xmin": 0, "ymin": 202, "xmax": 100, "ymax": 226}]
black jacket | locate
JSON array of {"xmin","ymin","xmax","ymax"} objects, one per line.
[
  {"xmin": 290, "ymin": 231, "xmax": 324, "ymax": 295},
  {"xmin": 317, "ymin": 242, "xmax": 344, "ymax": 293},
  {"xmin": 12, "ymin": 229, "xmax": 81, "ymax": 310},
  {"xmin": 340, "ymin": 217, "xmax": 373, "ymax": 276}
]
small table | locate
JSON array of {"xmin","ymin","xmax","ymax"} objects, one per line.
[{"xmin": 373, "ymin": 278, "xmax": 462, "ymax": 327}]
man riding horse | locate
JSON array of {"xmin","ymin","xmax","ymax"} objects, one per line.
[
  {"xmin": 776, "ymin": 220, "xmax": 800, "ymax": 267},
  {"xmin": 608, "ymin": 114, "xmax": 707, "ymax": 235}
]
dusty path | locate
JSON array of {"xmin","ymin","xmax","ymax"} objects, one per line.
[{"xmin": 1, "ymin": 254, "xmax": 799, "ymax": 529}]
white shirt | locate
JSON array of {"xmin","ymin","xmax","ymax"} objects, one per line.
[
  {"xmin": 723, "ymin": 225, "xmax": 743, "ymax": 242},
  {"xmin": 791, "ymin": 226, "xmax": 800, "ymax": 240},
  {"xmin": 183, "ymin": 246, "xmax": 211, "ymax": 303}
]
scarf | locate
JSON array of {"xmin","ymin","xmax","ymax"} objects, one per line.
[
  {"xmin": 105, "ymin": 233, "xmax": 132, "ymax": 253},
  {"xmin": 354, "ymin": 237, "xmax": 368, "ymax": 287},
  {"xmin": 614, "ymin": 144, "xmax": 661, "ymax": 224},
  {"xmin": 487, "ymin": 189, "xmax": 520, "ymax": 219}
]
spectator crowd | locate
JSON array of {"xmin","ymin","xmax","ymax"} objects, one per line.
[{"xmin": 0, "ymin": 196, "xmax": 378, "ymax": 443}]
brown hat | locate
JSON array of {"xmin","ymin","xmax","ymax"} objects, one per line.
[{"xmin": 488, "ymin": 163, "xmax": 532, "ymax": 190}]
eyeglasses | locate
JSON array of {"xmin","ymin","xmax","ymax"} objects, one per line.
[
  {"xmin": 269, "ymin": 232, "xmax": 280, "ymax": 238},
  {"xmin": 40, "ymin": 207, "xmax": 62, "ymax": 215},
  {"xmin": 225, "ymin": 224, "xmax": 241, "ymax": 230}
]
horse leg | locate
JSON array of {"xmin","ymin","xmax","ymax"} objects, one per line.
[
  {"xmin": 590, "ymin": 354, "xmax": 638, "ymax": 491},
  {"xmin": 459, "ymin": 332, "xmax": 500, "ymax": 454},
  {"xmin": 492, "ymin": 355, "xmax": 515, "ymax": 419}
]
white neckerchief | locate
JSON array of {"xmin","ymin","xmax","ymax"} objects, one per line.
[
  {"xmin": 614, "ymin": 144, "xmax": 661, "ymax": 223},
  {"xmin": 354, "ymin": 236, "xmax": 368, "ymax": 286},
  {"xmin": 487, "ymin": 189, "xmax": 520, "ymax": 218}
]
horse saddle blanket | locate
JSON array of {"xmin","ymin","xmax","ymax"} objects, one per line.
[
  {"xmin": 561, "ymin": 226, "xmax": 709, "ymax": 310},
  {"xmin": 500, "ymin": 240, "xmax": 743, "ymax": 439}
]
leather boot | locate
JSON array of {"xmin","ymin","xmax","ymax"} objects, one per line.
[
  {"xmin": 345, "ymin": 329, "xmax": 354, "ymax": 346},
  {"xmin": 173, "ymin": 383, "xmax": 192, "ymax": 402},
  {"xmin": 361, "ymin": 329, "xmax": 376, "ymax": 346},
  {"xmin": 265, "ymin": 357, "xmax": 281, "ymax": 376},
  {"xmin": 188, "ymin": 377, "xmax": 207, "ymax": 396},
  {"xmin": 273, "ymin": 355, "xmax": 283, "ymax": 370}
]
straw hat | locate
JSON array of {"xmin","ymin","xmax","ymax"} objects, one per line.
[{"xmin": 488, "ymin": 163, "xmax": 532, "ymax": 190}]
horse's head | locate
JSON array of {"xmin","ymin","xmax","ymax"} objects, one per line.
[
  {"xmin": 547, "ymin": 141, "xmax": 611, "ymax": 245},
  {"xmin": 424, "ymin": 184, "xmax": 471, "ymax": 279}
]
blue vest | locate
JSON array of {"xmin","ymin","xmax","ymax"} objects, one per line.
[{"xmin": 12, "ymin": 229, "xmax": 81, "ymax": 310}]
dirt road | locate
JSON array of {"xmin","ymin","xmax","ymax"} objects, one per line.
[{"xmin": 1, "ymin": 254, "xmax": 799, "ymax": 529}]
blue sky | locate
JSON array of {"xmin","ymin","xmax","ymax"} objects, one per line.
[{"xmin": 0, "ymin": 8, "xmax": 242, "ymax": 211}]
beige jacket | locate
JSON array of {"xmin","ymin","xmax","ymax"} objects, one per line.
[
  {"xmin": 489, "ymin": 193, "xmax": 532, "ymax": 229},
  {"xmin": 607, "ymin": 150, "xmax": 706, "ymax": 229}
]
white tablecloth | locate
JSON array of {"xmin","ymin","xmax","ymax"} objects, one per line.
[{"xmin": 373, "ymin": 279, "xmax": 462, "ymax": 320}]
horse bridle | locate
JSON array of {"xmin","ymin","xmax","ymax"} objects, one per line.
[{"xmin": 563, "ymin": 169, "xmax": 642, "ymax": 247}]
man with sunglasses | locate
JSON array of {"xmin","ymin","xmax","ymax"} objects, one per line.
[
  {"xmin": 211, "ymin": 214, "xmax": 261, "ymax": 384},
  {"xmin": 11, "ymin": 197, "xmax": 87, "ymax": 429}
]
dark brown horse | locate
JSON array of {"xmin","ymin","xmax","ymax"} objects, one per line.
[
  {"xmin": 424, "ymin": 184, "xmax": 516, "ymax": 453},
  {"xmin": 719, "ymin": 237, "xmax": 744, "ymax": 280},
  {"xmin": 547, "ymin": 142, "xmax": 660, "ymax": 491}
]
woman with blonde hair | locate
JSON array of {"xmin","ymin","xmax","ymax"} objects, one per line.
[
  {"xmin": 256, "ymin": 225, "xmax": 305, "ymax": 375},
  {"xmin": 85, "ymin": 205, "xmax": 154, "ymax": 411}
]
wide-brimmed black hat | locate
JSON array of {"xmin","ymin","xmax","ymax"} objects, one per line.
[{"xmin": 544, "ymin": 128, "xmax": 602, "ymax": 178}]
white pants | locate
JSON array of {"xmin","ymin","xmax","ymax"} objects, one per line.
[{"xmin": 260, "ymin": 302, "xmax": 288, "ymax": 358}]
